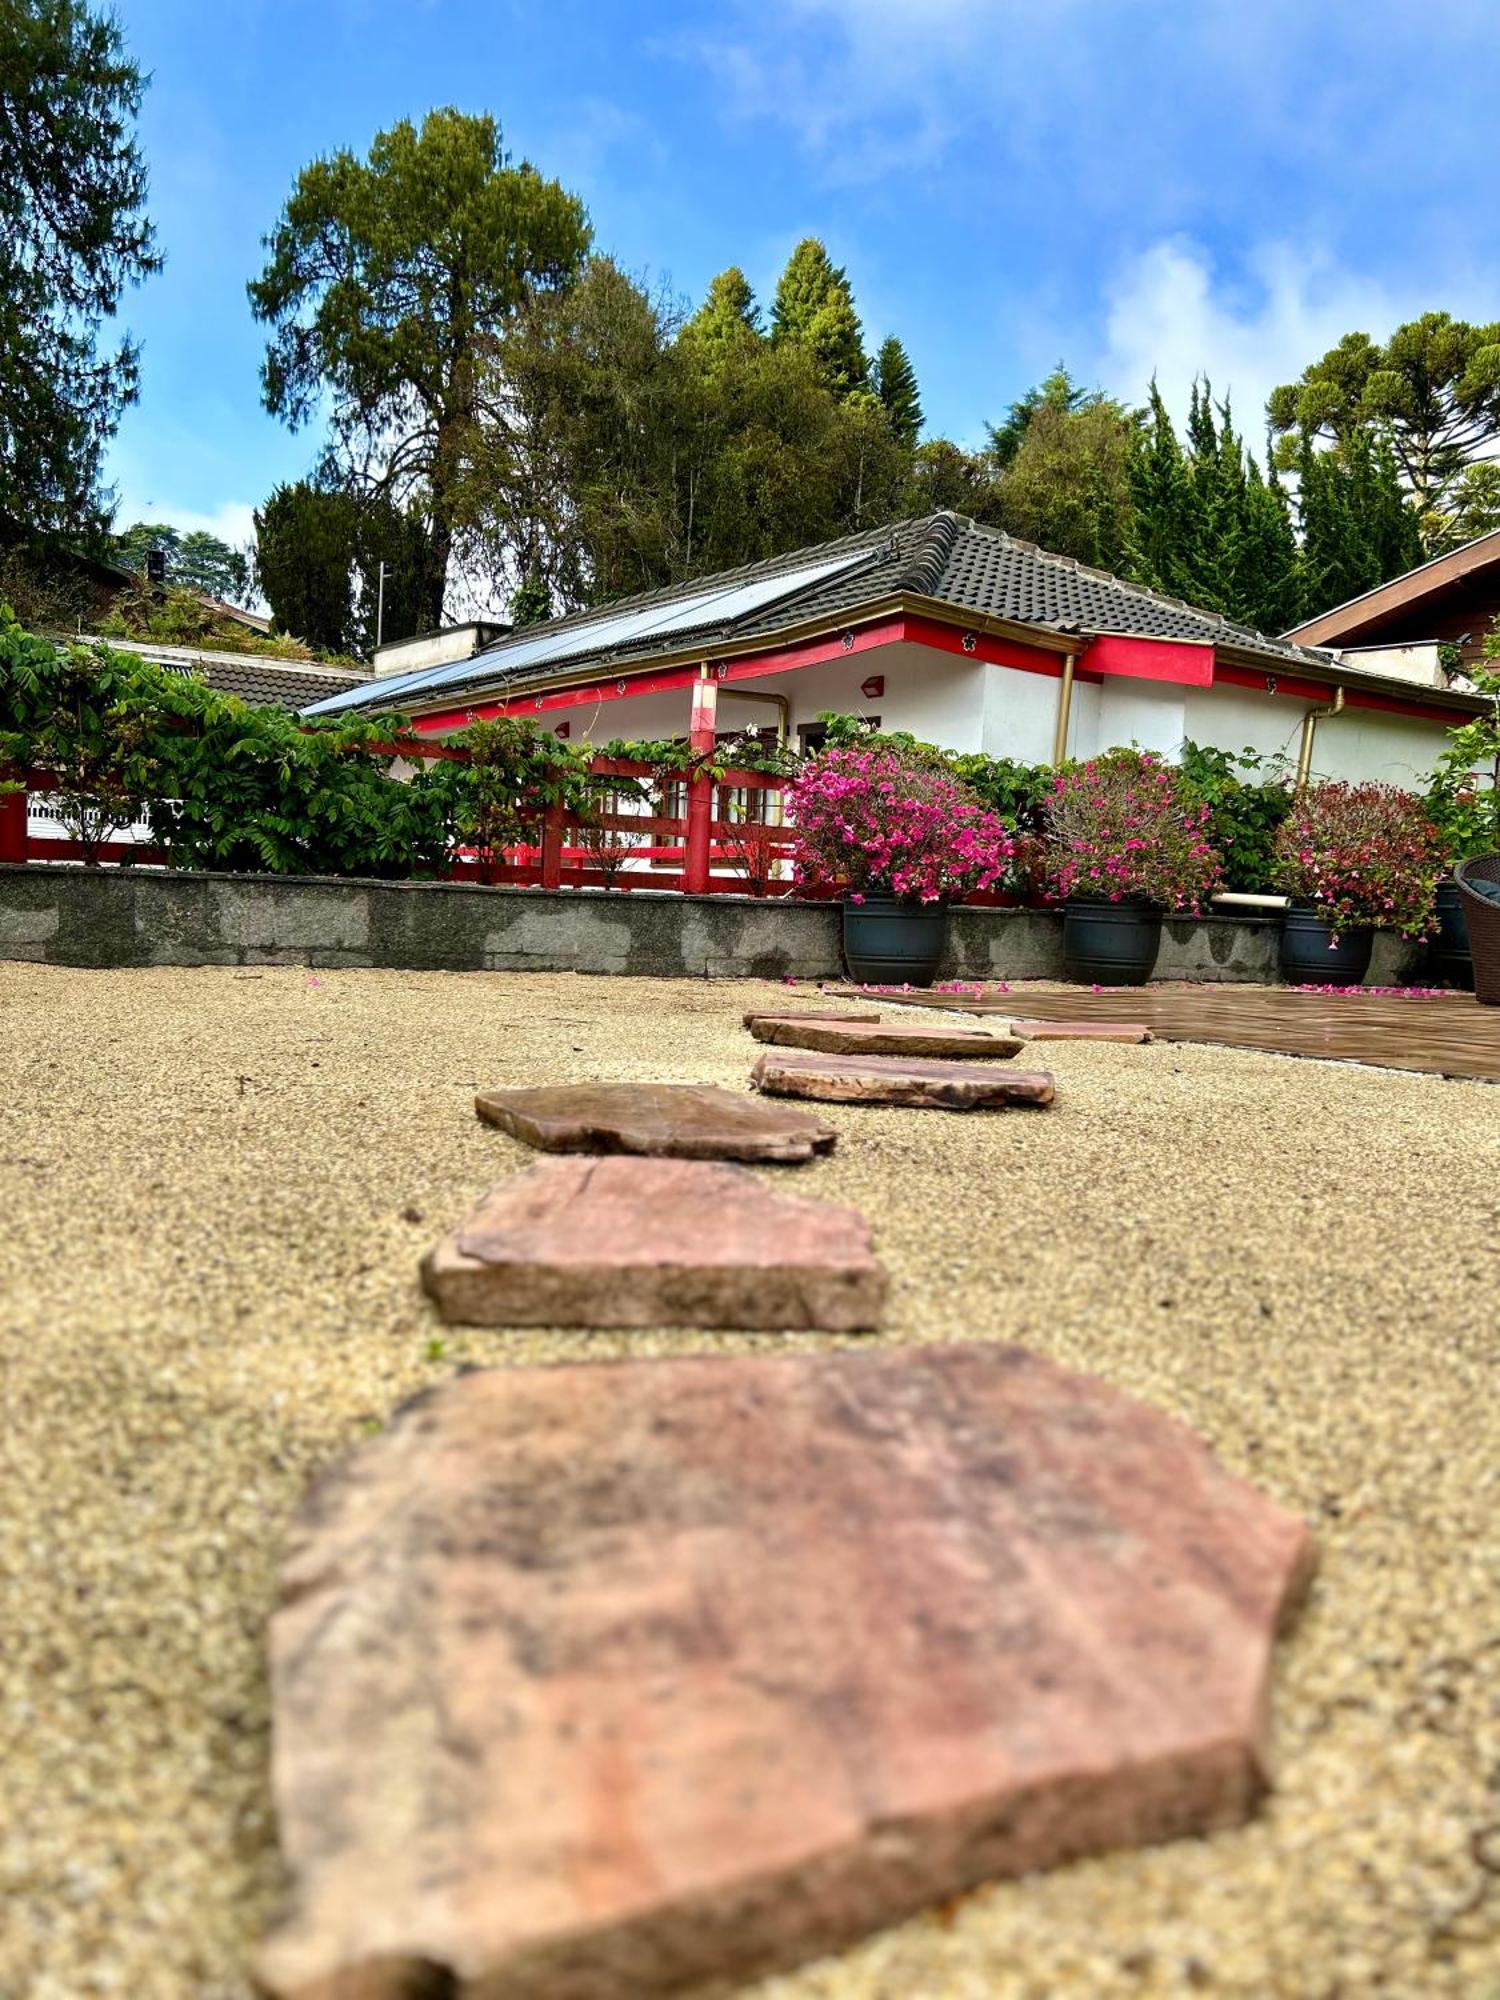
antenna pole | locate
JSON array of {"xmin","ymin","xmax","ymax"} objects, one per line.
[{"xmin": 376, "ymin": 562, "xmax": 390, "ymax": 650}]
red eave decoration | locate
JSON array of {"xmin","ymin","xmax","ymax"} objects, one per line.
[{"xmin": 1080, "ymin": 633, "xmax": 1215, "ymax": 686}]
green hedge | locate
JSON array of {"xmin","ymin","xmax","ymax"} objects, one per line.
[{"xmin": 1, "ymin": 610, "xmax": 1302, "ymax": 892}]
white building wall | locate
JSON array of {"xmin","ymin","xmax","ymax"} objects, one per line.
[
  {"xmin": 980, "ymin": 662, "xmax": 1059, "ymax": 762},
  {"xmin": 552, "ymin": 643, "xmax": 989, "ymax": 755},
  {"xmin": 464, "ymin": 641, "xmax": 1456, "ymax": 790}
]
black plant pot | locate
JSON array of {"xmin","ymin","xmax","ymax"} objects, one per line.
[
  {"xmin": 1280, "ymin": 902, "xmax": 1374, "ymax": 984},
  {"xmin": 1426, "ymin": 876, "xmax": 1474, "ymax": 990},
  {"xmin": 841, "ymin": 894, "xmax": 948, "ymax": 987},
  {"xmin": 1061, "ymin": 897, "xmax": 1162, "ymax": 985}
]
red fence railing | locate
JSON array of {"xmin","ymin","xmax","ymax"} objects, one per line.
[{"xmin": 0, "ymin": 753, "xmax": 808, "ymax": 897}]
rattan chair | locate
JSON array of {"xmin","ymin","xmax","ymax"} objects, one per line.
[{"xmin": 1455, "ymin": 856, "xmax": 1500, "ymax": 1004}]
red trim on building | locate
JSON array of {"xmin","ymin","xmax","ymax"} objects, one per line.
[
  {"xmin": 1341, "ymin": 686, "xmax": 1464, "ymax": 724},
  {"xmin": 1081, "ymin": 633, "xmax": 1215, "ymax": 686},
  {"xmin": 899, "ymin": 614, "xmax": 1068, "ymax": 678},
  {"xmin": 407, "ymin": 608, "xmax": 1461, "ymax": 735},
  {"xmin": 1213, "ymin": 663, "xmax": 1334, "ymax": 703}
]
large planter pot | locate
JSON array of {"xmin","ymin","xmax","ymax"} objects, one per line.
[
  {"xmin": 1280, "ymin": 902, "xmax": 1374, "ymax": 984},
  {"xmin": 841, "ymin": 894, "xmax": 947, "ymax": 987},
  {"xmin": 1426, "ymin": 876, "xmax": 1474, "ymax": 990},
  {"xmin": 1061, "ymin": 897, "xmax": 1162, "ymax": 986}
]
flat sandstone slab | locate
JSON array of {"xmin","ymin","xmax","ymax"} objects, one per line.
[
  {"xmin": 259, "ymin": 1344, "xmax": 1315, "ymax": 2000},
  {"xmin": 421, "ymin": 1156, "xmax": 885, "ymax": 1330},
  {"xmin": 1010, "ymin": 1019, "xmax": 1152, "ymax": 1043},
  {"xmin": 741, "ymin": 1006, "xmax": 884, "ymax": 1028},
  {"xmin": 475, "ymin": 1081, "xmax": 837, "ymax": 1161},
  {"xmin": 753, "ymin": 1046, "xmax": 1055, "ymax": 1110},
  {"xmin": 749, "ymin": 1015, "xmax": 1022, "ymax": 1058}
]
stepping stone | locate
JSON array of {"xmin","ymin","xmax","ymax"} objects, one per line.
[
  {"xmin": 421, "ymin": 1156, "xmax": 886, "ymax": 1330},
  {"xmin": 475, "ymin": 1082, "xmax": 837, "ymax": 1162},
  {"xmin": 749, "ymin": 1016, "xmax": 1023, "ymax": 1058},
  {"xmin": 257, "ymin": 1344, "xmax": 1315, "ymax": 2000},
  {"xmin": 752, "ymin": 1047, "xmax": 1055, "ymax": 1110},
  {"xmin": 741, "ymin": 1006, "xmax": 883, "ymax": 1028},
  {"xmin": 1010, "ymin": 1019, "xmax": 1152, "ymax": 1043}
]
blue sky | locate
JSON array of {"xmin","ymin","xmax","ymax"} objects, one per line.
[{"xmin": 108, "ymin": 0, "xmax": 1500, "ymax": 565}]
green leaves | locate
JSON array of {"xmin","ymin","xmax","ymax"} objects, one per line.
[
  {"xmin": 249, "ymin": 108, "xmax": 591, "ymax": 625},
  {"xmin": 1268, "ymin": 312, "xmax": 1500, "ymax": 533},
  {"xmin": 0, "ymin": 0, "xmax": 159, "ymax": 538}
]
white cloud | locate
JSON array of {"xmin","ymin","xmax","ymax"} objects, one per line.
[
  {"xmin": 113, "ymin": 496, "xmax": 258, "ymax": 554},
  {"xmin": 1091, "ymin": 237, "xmax": 1423, "ymax": 432}
]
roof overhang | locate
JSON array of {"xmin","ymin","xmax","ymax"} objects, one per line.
[
  {"xmin": 1284, "ymin": 530, "xmax": 1500, "ymax": 647},
  {"xmin": 360, "ymin": 594, "xmax": 1487, "ymax": 734}
]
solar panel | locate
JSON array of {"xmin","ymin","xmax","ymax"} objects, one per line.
[{"xmin": 300, "ymin": 548, "xmax": 878, "ymax": 717}]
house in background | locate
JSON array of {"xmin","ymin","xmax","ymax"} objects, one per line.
[
  {"xmin": 1285, "ymin": 528, "xmax": 1500, "ymax": 688},
  {"xmin": 304, "ymin": 512, "xmax": 1487, "ymax": 790}
]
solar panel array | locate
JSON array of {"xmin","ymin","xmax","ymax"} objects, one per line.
[{"xmin": 301, "ymin": 550, "xmax": 877, "ymax": 717}]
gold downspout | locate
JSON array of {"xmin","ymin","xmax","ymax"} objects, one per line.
[
  {"xmin": 714, "ymin": 685, "xmax": 792, "ymax": 837},
  {"xmin": 714, "ymin": 684, "xmax": 790, "ymax": 747},
  {"xmin": 1052, "ymin": 649, "xmax": 1078, "ymax": 765},
  {"xmin": 1296, "ymin": 686, "xmax": 1345, "ymax": 791}
]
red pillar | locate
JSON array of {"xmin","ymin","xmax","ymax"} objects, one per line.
[
  {"xmin": 539, "ymin": 798, "xmax": 566, "ymax": 890},
  {"xmin": 682, "ymin": 675, "xmax": 717, "ymax": 895},
  {"xmin": 0, "ymin": 771, "xmax": 28, "ymax": 864}
]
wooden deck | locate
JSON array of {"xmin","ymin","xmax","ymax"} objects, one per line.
[{"xmin": 840, "ymin": 984, "xmax": 1500, "ymax": 1084}]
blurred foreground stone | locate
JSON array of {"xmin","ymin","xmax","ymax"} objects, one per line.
[{"xmin": 260, "ymin": 1344, "xmax": 1315, "ymax": 2000}]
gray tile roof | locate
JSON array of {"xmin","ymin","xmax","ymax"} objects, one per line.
[
  {"xmin": 304, "ymin": 511, "xmax": 1339, "ymax": 718},
  {"xmin": 79, "ymin": 635, "xmax": 371, "ymax": 713},
  {"xmin": 463, "ymin": 511, "xmax": 1335, "ymax": 695}
]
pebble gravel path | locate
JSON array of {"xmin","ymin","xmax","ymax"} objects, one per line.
[{"xmin": 1, "ymin": 962, "xmax": 1497, "ymax": 2000}]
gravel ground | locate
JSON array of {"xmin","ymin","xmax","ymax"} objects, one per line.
[{"xmin": 2, "ymin": 962, "xmax": 1498, "ymax": 2000}]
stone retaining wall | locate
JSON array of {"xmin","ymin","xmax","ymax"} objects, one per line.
[{"xmin": 0, "ymin": 864, "xmax": 1419, "ymax": 984}]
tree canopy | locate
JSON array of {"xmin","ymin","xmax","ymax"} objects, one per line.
[
  {"xmin": 874, "ymin": 337, "xmax": 923, "ymax": 448},
  {"xmin": 253, "ymin": 481, "xmax": 427, "ymax": 657},
  {"xmin": 771, "ymin": 239, "xmax": 870, "ymax": 401},
  {"xmin": 0, "ymin": 0, "xmax": 158, "ymax": 541},
  {"xmin": 113, "ymin": 521, "xmax": 252, "ymax": 604},
  {"xmin": 248, "ymin": 108, "xmax": 591, "ymax": 628},
  {"xmin": 1269, "ymin": 312, "xmax": 1500, "ymax": 536}
]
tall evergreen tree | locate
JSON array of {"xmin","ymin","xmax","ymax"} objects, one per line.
[
  {"xmin": 990, "ymin": 370, "xmax": 1136, "ymax": 570},
  {"xmin": 1127, "ymin": 382, "xmax": 1199, "ymax": 602},
  {"xmin": 254, "ymin": 481, "xmax": 426, "ymax": 656},
  {"xmin": 770, "ymin": 239, "xmax": 869, "ymax": 400},
  {"xmin": 873, "ymin": 336, "xmax": 923, "ymax": 447},
  {"xmin": 682, "ymin": 267, "xmax": 762, "ymax": 375},
  {"xmin": 1295, "ymin": 431, "xmax": 1423, "ymax": 618},
  {"xmin": 249, "ymin": 109, "xmax": 591, "ymax": 628},
  {"xmin": 0, "ymin": 0, "xmax": 160, "ymax": 540},
  {"xmin": 1127, "ymin": 381, "xmax": 1303, "ymax": 631},
  {"xmin": 1269, "ymin": 313, "xmax": 1500, "ymax": 527}
]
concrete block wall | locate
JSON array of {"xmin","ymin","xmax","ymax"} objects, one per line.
[{"xmin": 0, "ymin": 864, "xmax": 1423, "ymax": 986}]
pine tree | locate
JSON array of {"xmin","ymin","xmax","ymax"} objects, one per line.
[
  {"xmin": 874, "ymin": 336, "xmax": 923, "ymax": 447},
  {"xmin": 1296, "ymin": 431, "xmax": 1424, "ymax": 618},
  {"xmin": 1236, "ymin": 457, "xmax": 1303, "ymax": 633},
  {"xmin": 770, "ymin": 238, "xmax": 869, "ymax": 400},
  {"xmin": 1127, "ymin": 382, "xmax": 1302, "ymax": 630},
  {"xmin": 681, "ymin": 267, "xmax": 762, "ymax": 375},
  {"xmin": 1127, "ymin": 383, "xmax": 1199, "ymax": 600},
  {"xmin": 1, "ymin": 0, "xmax": 160, "ymax": 539}
]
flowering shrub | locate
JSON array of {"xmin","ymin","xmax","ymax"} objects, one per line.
[
  {"xmin": 1043, "ymin": 751, "xmax": 1223, "ymax": 910},
  {"xmin": 1272, "ymin": 781, "xmax": 1444, "ymax": 938},
  {"xmin": 786, "ymin": 745, "xmax": 1014, "ymax": 902}
]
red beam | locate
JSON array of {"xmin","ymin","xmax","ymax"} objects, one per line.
[{"xmin": 1082, "ymin": 633, "xmax": 1216, "ymax": 686}]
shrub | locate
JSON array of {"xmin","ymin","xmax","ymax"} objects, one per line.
[
  {"xmin": 786, "ymin": 744, "xmax": 1014, "ymax": 903},
  {"xmin": 1044, "ymin": 750, "xmax": 1223, "ymax": 911},
  {"xmin": 1272, "ymin": 781, "xmax": 1444, "ymax": 938},
  {"xmin": 1177, "ymin": 740, "xmax": 1293, "ymax": 893},
  {"xmin": 1426, "ymin": 653, "xmax": 1500, "ymax": 862}
]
